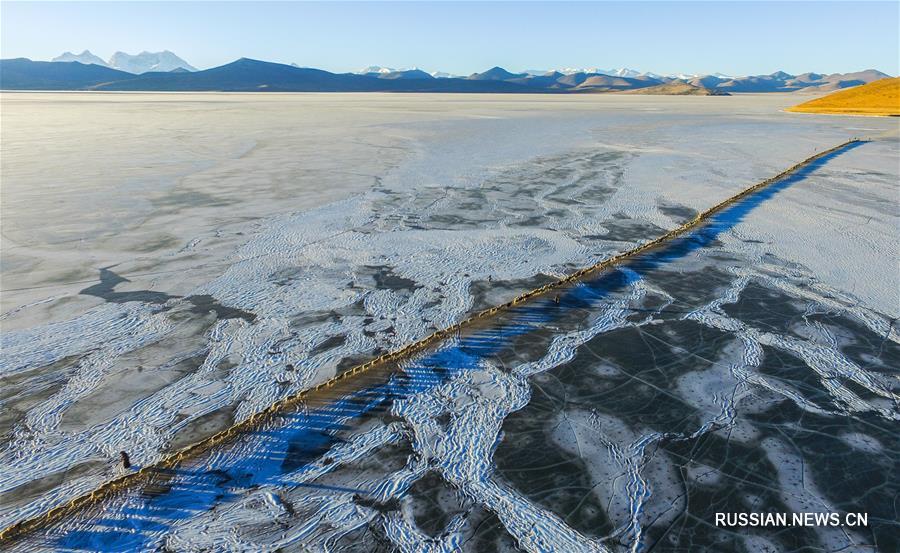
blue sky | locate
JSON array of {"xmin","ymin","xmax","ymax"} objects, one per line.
[{"xmin": 2, "ymin": 1, "xmax": 897, "ymax": 76}]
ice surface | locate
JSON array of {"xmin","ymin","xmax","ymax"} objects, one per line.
[{"xmin": 1, "ymin": 93, "xmax": 897, "ymax": 551}]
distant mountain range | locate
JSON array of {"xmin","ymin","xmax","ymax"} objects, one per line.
[
  {"xmin": 357, "ymin": 66, "xmax": 462, "ymax": 79},
  {"xmin": 358, "ymin": 66, "xmax": 439, "ymax": 80},
  {"xmin": 50, "ymin": 50, "xmax": 196, "ymax": 74},
  {"xmin": 531, "ymin": 67, "xmax": 667, "ymax": 79},
  {"xmin": 0, "ymin": 56, "xmax": 891, "ymax": 94}
]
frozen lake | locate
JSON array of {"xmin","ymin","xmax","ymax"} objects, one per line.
[{"xmin": 1, "ymin": 92, "xmax": 898, "ymax": 552}]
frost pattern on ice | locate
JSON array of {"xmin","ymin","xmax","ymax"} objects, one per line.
[{"xmin": 2, "ymin": 136, "xmax": 897, "ymax": 552}]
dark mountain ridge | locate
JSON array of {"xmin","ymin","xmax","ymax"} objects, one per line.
[
  {"xmin": 0, "ymin": 58, "xmax": 891, "ymax": 94},
  {"xmin": 0, "ymin": 58, "xmax": 135, "ymax": 90}
]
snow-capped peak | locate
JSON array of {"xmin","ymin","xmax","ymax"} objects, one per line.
[
  {"xmin": 358, "ymin": 66, "xmax": 460, "ymax": 78},
  {"xmin": 52, "ymin": 49, "xmax": 195, "ymax": 73},
  {"xmin": 107, "ymin": 50, "xmax": 196, "ymax": 74},
  {"xmin": 551, "ymin": 67, "xmax": 650, "ymax": 78},
  {"xmin": 605, "ymin": 67, "xmax": 642, "ymax": 78},
  {"xmin": 357, "ymin": 65, "xmax": 396, "ymax": 75},
  {"xmin": 51, "ymin": 50, "xmax": 109, "ymax": 67}
]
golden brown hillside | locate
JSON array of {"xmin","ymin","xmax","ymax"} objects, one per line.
[{"xmin": 787, "ymin": 77, "xmax": 899, "ymax": 116}]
